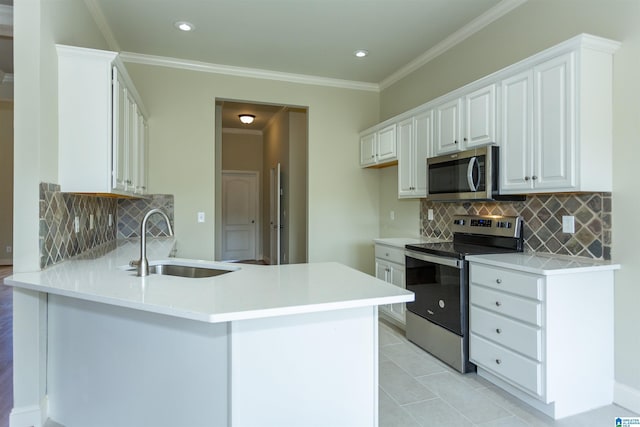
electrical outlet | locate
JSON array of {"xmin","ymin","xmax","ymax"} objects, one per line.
[
  {"xmin": 5, "ymin": 246, "xmax": 11, "ymax": 253},
  {"xmin": 427, "ymin": 209, "xmax": 434, "ymax": 221},
  {"xmin": 74, "ymin": 216, "xmax": 80, "ymax": 233},
  {"xmin": 89, "ymin": 214, "xmax": 94, "ymax": 230},
  {"xmin": 390, "ymin": 211, "xmax": 395, "ymax": 221},
  {"xmin": 197, "ymin": 212, "xmax": 205, "ymax": 223},
  {"xmin": 562, "ymin": 215, "xmax": 575, "ymax": 233}
]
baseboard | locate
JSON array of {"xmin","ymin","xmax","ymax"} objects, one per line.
[
  {"xmin": 615, "ymin": 381, "xmax": 640, "ymax": 414},
  {"xmin": 10, "ymin": 404, "xmax": 43, "ymax": 427}
]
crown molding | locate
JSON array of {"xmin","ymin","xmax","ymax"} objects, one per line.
[
  {"xmin": 0, "ymin": 4, "xmax": 12, "ymax": 37},
  {"xmin": 380, "ymin": 0, "xmax": 528, "ymax": 90},
  {"xmin": 119, "ymin": 52, "xmax": 380, "ymax": 92},
  {"xmin": 83, "ymin": 0, "xmax": 120, "ymax": 51}
]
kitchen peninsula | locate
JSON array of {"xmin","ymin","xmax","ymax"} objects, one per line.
[{"xmin": 6, "ymin": 238, "xmax": 413, "ymax": 427}]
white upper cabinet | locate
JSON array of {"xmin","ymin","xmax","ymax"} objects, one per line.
[
  {"xmin": 360, "ymin": 132, "xmax": 377, "ymax": 167},
  {"xmin": 434, "ymin": 98, "xmax": 462, "ymax": 155},
  {"xmin": 398, "ymin": 110, "xmax": 432, "ymax": 198},
  {"xmin": 500, "ymin": 36, "xmax": 619, "ymax": 194},
  {"xmin": 359, "ymin": 124, "xmax": 397, "ymax": 167},
  {"xmin": 57, "ymin": 45, "xmax": 149, "ymax": 196},
  {"xmin": 434, "ymin": 84, "xmax": 497, "ymax": 156},
  {"xmin": 361, "ymin": 34, "xmax": 619, "ymax": 196},
  {"xmin": 465, "ymin": 84, "xmax": 497, "ymax": 148}
]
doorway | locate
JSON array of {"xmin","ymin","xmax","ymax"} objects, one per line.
[{"xmin": 214, "ymin": 99, "xmax": 308, "ymax": 265}]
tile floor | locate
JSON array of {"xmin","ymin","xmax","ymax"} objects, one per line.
[{"xmin": 378, "ymin": 320, "xmax": 638, "ymax": 427}]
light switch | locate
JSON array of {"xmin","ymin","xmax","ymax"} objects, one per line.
[
  {"xmin": 90, "ymin": 214, "xmax": 94, "ymax": 230},
  {"xmin": 197, "ymin": 212, "xmax": 205, "ymax": 223},
  {"xmin": 428, "ymin": 209, "xmax": 434, "ymax": 221},
  {"xmin": 390, "ymin": 211, "xmax": 395, "ymax": 221},
  {"xmin": 108, "ymin": 214, "xmax": 113, "ymax": 227},
  {"xmin": 74, "ymin": 216, "xmax": 80, "ymax": 233},
  {"xmin": 562, "ymin": 215, "xmax": 575, "ymax": 233}
]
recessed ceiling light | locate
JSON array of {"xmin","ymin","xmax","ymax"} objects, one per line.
[
  {"xmin": 354, "ymin": 49, "xmax": 369, "ymax": 58},
  {"xmin": 174, "ymin": 21, "xmax": 195, "ymax": 32}
]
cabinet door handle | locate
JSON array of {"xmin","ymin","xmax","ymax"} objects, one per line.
[
  {"xmin": 496, "ymin": 278, "xmax": 502, "ymax": 284},
  {"xmin": 495, "ymin": 301, "xmax": 502, "ymax": 307},
  {"xmin": 496, "ymin": 328, "xmax": 502, "ymax": 334},
  {"xmin": 532, "ymin": 175, "xmax": 538, "ymax": 180},
  {"xmin": 495, "ymin": 359, "xmax": 502, "ymax": 365},
  {"xmin": 463, "ymin": 137, "xmax": 468, "ymax": 142},
  {"xmin": 524, "ymin": 176, "xmax": 530, "ymax": 181},
  {"xmin": 454, "ymin": 140, "xmax": 458, "ymax": 144}
]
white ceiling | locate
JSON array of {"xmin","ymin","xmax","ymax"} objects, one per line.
[
  {"xmin": 1, "ymin": 0, "xmax": 528, "ymax": 124},
  {"xmin": 93, "ymin": 0, "xmax": 524, "ymax": 86}
]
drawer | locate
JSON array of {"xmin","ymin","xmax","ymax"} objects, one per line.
[
  {"xmin": 375, "ymin": 244, "xmax": 405, "ymax": 265},
  {"xmin": 470, "ymin": 285, "xmax": 542, "ymax": 326},
  {"xmin": 470, "ymin": 306, "xmax": 542, "ymax": 360},
  {"xmin": 471, "ymin": 264, "xmax": 543, "ymax": 300},
  {"xmin": 470, "ymin": 334, "xmax": 543, "ymax": 398}
]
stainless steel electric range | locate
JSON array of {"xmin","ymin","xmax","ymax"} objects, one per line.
[{"xmin": 404, "ymin": 214, "xmax": 523, "ymax": 373}]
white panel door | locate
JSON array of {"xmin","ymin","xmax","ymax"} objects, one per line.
[{"xmin": 222, "ymin": 172, "xmax": 258, "ymax": 261}]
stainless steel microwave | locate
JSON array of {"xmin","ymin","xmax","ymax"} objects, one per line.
[{"xmin": 426, "ymin": 145, "xmax": 499, "ymax": 201}]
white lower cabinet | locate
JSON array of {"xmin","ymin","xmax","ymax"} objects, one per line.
[
  {"xmin": 374, "ymin": 244, "xmax": 406, "ymax": 328},
  {"xmin": 469, "ymin": 261, "xmax": 615, "ymax": 419}
]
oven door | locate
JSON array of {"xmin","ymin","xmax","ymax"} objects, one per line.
[{"xmin": 405, "ymin": 250, "xmax": 467, "ymax": 336}]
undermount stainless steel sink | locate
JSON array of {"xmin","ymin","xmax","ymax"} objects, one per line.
[{"xmin": 127, "ymin": 262, "xmax": 238, "ymax": 278}]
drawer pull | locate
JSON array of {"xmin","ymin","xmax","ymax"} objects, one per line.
[
  {"xmin": 427, "ymin": 310, "xmax": 434, "ymax": 315},
  {"xmin": 496, "ymin": 328, "xmax": 502, "ymax": 334},
  {"xmin": 496, "ymin": 278, "xmax": 502, "ymax": 284},
  {"xmin": 495, "ymin": 301, "xmax": 502, "ymax": 307},
  {"xmin": 385, "ymin": 252, "xmax": 390, "ymax": 257},
  {"xmin": 495, "ymin": 359, "xmax": 502, "ymax": 365}
]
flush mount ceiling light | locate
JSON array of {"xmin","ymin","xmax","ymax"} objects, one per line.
[
  {"xmin": 174, "ymin": 21, "xmax": 195, "ymax": 32},
  {"xmin": 239, "ymin": 114, "xmax": 255, "ymax": 124},
  {"xmin": 353, "ymin": 49, "xmax": 369, "ymax": 58}
]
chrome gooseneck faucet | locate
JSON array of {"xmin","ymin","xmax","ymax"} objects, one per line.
[{"xmin": 130, "ymin": 208, "xmax": 174, "ymax": 277}]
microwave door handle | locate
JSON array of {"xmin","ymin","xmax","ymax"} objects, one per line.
[{"xmin": 467, "ymin": 157, "xmax": 479, "ymax": 191}]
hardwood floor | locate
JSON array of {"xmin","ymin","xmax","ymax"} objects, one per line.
[{"xmin": 0, "ymin": 266, "xmax": 13, "ymax": 427}]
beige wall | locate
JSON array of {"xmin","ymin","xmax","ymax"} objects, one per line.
[
  {"xmin": 126, "ymin": 63, "xmax": 380, "ymax": 269},
  {"xmin": 288, "ymin": 111, "xmax": 308, "ymax": 264},
  {"xmin": 263, "ymin": 109, "xmax": 289, "ymax": 263},
  {"xmin": 0, "ymin": 101, "xmax": 13, "ymax": 264},
  {"xmin": 379, "ymin": 0, "xmax": 640, "ymax": 407},
  {"xmin": 221, "ymin": 130, "xmax": 263, "ymax": 172}
]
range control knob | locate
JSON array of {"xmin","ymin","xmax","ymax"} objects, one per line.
[{"xmin": 453, "ymin": 219, "xmax": 465, "ymax": 226}]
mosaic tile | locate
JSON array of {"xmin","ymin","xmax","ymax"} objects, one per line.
[
  {"xmin": 39, "ymin": 183, "xmax": 175, "ymax": 269},
  {"xmin": 420, "ymin": 192, "xmax": 612, "ymax": 260}
]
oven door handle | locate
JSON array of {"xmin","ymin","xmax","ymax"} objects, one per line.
[{"xmin": 405, "ymin": 250, "xmax": 462, "ymax": 269}]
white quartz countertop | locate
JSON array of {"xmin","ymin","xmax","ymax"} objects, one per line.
[
  {"xmin": 466, "ymin": 252, "xmax": 621, "ymax": 275},
  {"xmin": 373, "ymin": 237, "xmax": 448, "ymax": 248},
  {"xmin": 5, "ymin": 238, "xmax": 414, "ymax": 323}
]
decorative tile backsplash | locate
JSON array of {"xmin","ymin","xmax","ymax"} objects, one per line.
[
  {"xmin": 40, "ymin": 183, "xmax": 118, "ymax": 268},
  {"xmin": 39, "ymin": 183, "xmax": 175, "ymax": 268},
  {"xmin": 420, "ymin": 193, "xmax": 612, "ymax": 260},
  {"xmin": 117, "ymin": 195, "xmax": 174, "ymax": 238}
]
